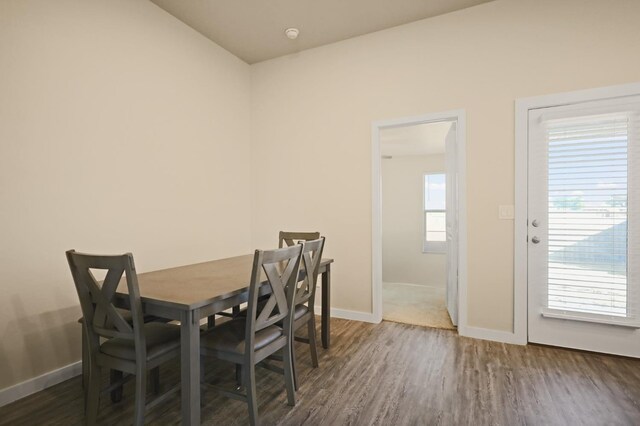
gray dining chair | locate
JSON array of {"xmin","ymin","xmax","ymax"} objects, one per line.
[
  {"xmin": 278, "ymin": 231, "xmax": 320, "ymax": 248},
  {"xmin": 200, "ymin": 244, "xmax": 303, "ymax": 426},
  {"xmin": 78, "ymin": 309, "xmax": 165, "ymax": 401},
  {"xmin": 66, "ymin": 250, "xmax": 181, "ymax": 426},
  {"xmin": 211, "ymin": 231, "xmax": 320, "ymax": 329},
  {"xmin": 288, "ymin": 237, "xmax": 325, "ymax": 390}
]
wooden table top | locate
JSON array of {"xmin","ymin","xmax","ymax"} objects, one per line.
[{"xmin": 117, "ymin": 254, "xmax": 333, "ymax": 310}]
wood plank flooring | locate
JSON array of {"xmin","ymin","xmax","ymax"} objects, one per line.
[{"xmin": 1, "ymin": 318, "xmax": 639, "ymax": 425}]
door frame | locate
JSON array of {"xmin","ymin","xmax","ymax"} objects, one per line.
[
  {"xmin": 514, "ymin": 82, "xmax": 640, "ymax": 344},
  {"xmin": 371, "ymin": 110, "xmax": 468, "ymax": 331}
]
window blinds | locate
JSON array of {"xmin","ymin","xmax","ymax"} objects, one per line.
[
  {"xmin": 424, "ymin": 173, "xmax": 446, "ymax": 243},
  {"xmin": 541, "ymin": 100, "xmax": 640, "ymax": 323}
]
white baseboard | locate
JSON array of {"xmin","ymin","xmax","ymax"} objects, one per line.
[
  {"xmin": 458, "ymin": 325, "xmax": 527, "ymax": 345},
  {"xmin": 314, "ymin": 307, "xmax": 528, "ymax": 345},
  {"xmin": 314, "ymin": 306, "xmax": 378, "ymax": 323},
  {"xmin": 0, "ymin": 361, "xmax": 82, "ymax": 408}
]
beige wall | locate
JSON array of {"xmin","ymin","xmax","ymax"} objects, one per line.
[
  {"xmin": 250, "ymin": 0, "xmax": 640, "ymax": 328},
  {"xmin": 0, "ymin": 0, "xmax": 251, "ymax": 389},
  {"xmin": 382, "ymin": 155, "xmax": 446, "ymax": 287}
]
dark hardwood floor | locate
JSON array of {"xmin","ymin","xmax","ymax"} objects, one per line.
[{"xmin": 1, "ymin": 318, "xmax": 639, "ymax": 425}]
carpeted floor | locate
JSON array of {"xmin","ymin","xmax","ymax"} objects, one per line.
[{"xmin": 382, "ymin": 282, "xmax": 455, "ymax": 330}]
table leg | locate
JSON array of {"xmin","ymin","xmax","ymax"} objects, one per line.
[
  {"xmin": 181, "ymin": 310, "xmax": 200, "ymax": 425},
  {"xmin": 321, "ymin": 264, "xmax": 331, "ymax": 349}
]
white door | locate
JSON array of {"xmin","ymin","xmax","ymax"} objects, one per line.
[
  {"xmin": 445, "ymin": 123, "xmax": 458, "ymax": 325},
  {"xmin": 527, "ymin": 95, "xmax": 640, "ymax": 357}
]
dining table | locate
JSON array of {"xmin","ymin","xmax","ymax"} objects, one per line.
[{"xmin": 114, "ymin": 254, "xmax": 334, "ymax": 425}]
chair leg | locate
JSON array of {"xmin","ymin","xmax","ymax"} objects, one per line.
[
  {"xmin": 133, "ymin": 369, "xmax": 147, "ymax": 426},
  {"xmin": 245, "ymin": 364, "xmax": 259, "ymax": 426},
  {"xmin": 110, "ymin": 370, "xmax": 123, "ymax": 403},
  {"xmin": 291, "ymin": 341, "xmax": 298, "ymax": 392},
  {"xmin": 308, "ymin": 316, "xmax": 319, "ymax": 368},
  {"xmin": 200, "ymin": 355, "xmax": 206, "ymax": 383},
  {"xmin": 86, "ymin": 365, "xmax": 101, "ymax": 426},
  {"xmin": 151, "ymin": 367, "xmax": 160, "ymax": 395},
  {"xmin": 235, "ymin": 364, "xmax": 242, "ymax": 388},
  {"xmin": 283, "ymin": 341, "xmax": 297, "ymax": 407},
  {"xmin": 81, "ymin": 330, "xmax": 89, "ymax": 412},
  {"xmin": 290, "ymin": 327, "xmax": 299, "ymax": 391},
  {"xmin": 81, "ymin": 331, "xmax": 89, "ymax": 391}
]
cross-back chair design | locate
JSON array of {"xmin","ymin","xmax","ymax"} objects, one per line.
[
  {"xmin": 211, "ymin": 231, "xmax": 317, "ymax": 328},
  {"xmin": 200, "ymin": 244, "xmax": 303, "ymax": 426},
  {"xmin": 278, "ymin": 231, "xmax": 320, "ymax": 248},
  {"xmin": 66, "ymin": 250, "xmax": 180, "ymax": 426},
  {"xmin": 78, "ymin": 292, "xmax": 165, "ymax": 401},
  {"xmin": 213, "ymin": 231, "xmax": 320, "ymax": 328},
  {"xmin": 288, "ymin": 237, "xmax": 325, "ymax": 389}
]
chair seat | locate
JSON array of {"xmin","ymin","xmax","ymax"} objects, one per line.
[
  {"xmin": 201, "ymin": 318, "xmax": 283, "ymax": 355},
  {"xmin": 276, "ymin": 305, "xmax": 309, "ymax": 327},
  {"xmin": 100, "ymin": 323, "xmax": 180, "ymax": 361},
  {"xmin": 293, "ymin": 305, "xmax": 309, "ymax": 321}
]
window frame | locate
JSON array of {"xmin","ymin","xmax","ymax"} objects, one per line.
[{"xmin": 423, "ymin": 172, "xmax": 447, "ymax": 254}]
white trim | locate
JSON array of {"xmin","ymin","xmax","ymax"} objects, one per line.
[
  {"xmin": 458, "ymin": 325, "xmax": 525, "ymax": 345},
  {"xmin": 314, "ymin": 306, "xmax": 378, "ymax": 323},
  {"xmin": 0, "ymin": 361, "xmax": 82, "ymax": 407},
  {"xmin": 540, "ymin": 309, "xmax": 640, "ymax": 329},
  {"xmin": 514, "ymin": 81, "xmax": 640, "ymax": 346},
  {"xmin": 514, "ymin": 93, "xmax": 530, "ymax": 345},
  {"xmin": 372, "ymin": 121, "xmax": 383, "ymax": 323},
  {"xmin": 371, "ymin": 110, "xmax": 468, "ymax": 331}
]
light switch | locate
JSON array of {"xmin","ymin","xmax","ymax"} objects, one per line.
[{"xmin": 499, "ymin": 205, "xmax": 515, "ymax": 220}]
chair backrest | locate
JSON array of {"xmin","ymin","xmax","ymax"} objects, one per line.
[
  {"xmin": 66, "ymin": 250, "xmax": 146, "ymax": 361},
  {"xmin": 295, "ymin": 237, "xmax": 325, "ymax": 308},
  {"xmin": 244, "ymin": 244, "xmax": 303, "ymax": 354},
  {"xmin": 278, "ymin": 231, "xmax": 320, "ymax": 248}
]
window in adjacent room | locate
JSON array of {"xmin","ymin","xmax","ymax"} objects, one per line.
[{"xmin": 424, "ymin": 173, "xmax": 446, "ymax": 253}]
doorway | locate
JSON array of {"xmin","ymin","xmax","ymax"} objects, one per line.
[
  {"xmin": 515, "ymin": 83, "xmax": 640, "ymax": 357},
  {"xmin": 371, "ymin": 111, "xmax": 467, "ymax": 330}
]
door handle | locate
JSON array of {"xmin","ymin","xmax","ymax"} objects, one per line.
[
  {"xmin": 532, "ymin": 219, "xmax": 539, "ymax": 227},
  {"xmin": 531, "ymin": 236, "xmax": 540, "ymax": 244}
]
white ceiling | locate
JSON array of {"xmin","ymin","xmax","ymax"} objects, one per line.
[
  {"xmin": 149, "ymin": 0, "xmax": 493, "ymax": 64},
  {"xmin": 380, "ymin": 121, "xmax": 452, "ymax": 157}
]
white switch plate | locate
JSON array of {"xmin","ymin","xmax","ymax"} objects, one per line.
[{"xmin": 499, "ymin": 205, "xmax": 515, "ymax": 220}]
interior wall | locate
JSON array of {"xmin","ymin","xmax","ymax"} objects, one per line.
[
  {"xmin": 250, "ymin": 0, "xmax": 640, "ymax": 328},
  {"xmin": 0, "ymin": 0, "xmax": 251, "ymax": 390},
  {"xmin": 382, "ymin": 154, "xmax": 446, "ymax": 287}
]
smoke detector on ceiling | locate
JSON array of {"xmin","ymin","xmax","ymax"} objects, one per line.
[{"xmin": 284, "ymin": 28, "xmax": 299, "ymax": 40}]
